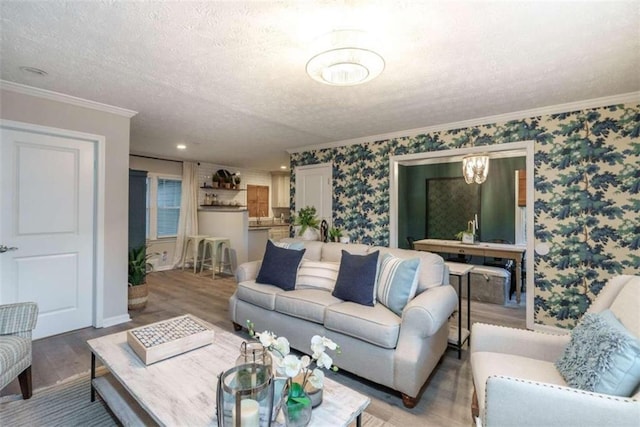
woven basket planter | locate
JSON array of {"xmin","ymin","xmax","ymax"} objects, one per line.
[{"xmin": 128, "ymin": 283, "xmax": 148, "ymax": 310}]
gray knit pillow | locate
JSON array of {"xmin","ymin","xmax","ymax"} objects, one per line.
[{"xmin": 555, "ymin": 309, "xmax": 640, "ymax": 396}]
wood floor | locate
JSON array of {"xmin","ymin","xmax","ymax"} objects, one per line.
[{"xmin": 1, "ymin": 269, "xmax": 525, "ymax": 426}]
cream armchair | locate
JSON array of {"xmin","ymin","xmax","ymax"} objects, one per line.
[
  {"xmin": 0, "ymin": 302, "xmax": 38, "ymax": 399},
  {"xmin": 470, "ymin": 275, "xmax": 640, "ymax": 427}
]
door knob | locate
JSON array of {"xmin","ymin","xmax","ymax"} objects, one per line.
[{"xmin": 0, "ymin": 245, "xmax": 18, "ymax": 253}]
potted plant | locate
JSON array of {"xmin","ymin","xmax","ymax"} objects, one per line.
[
  {"xmin": 293, "ymin": 206, "xmax": 320, "ymax": 240},
  {"xmin": 128, "ymin": 246, "xmax": 149, "ymax": 310},
  {"xmin": 224, "ymin": 176, "xmax": 232, "ymax": 189},
  {"xmin": 233, "ymin": 174, "xmax": 241, "ymax": 189},
  {"xmin": 328, "ymin": 227, "xmax": 342, "ymax": 242},
  {"xmin": 212, "ymin": 174, "xmax": 220, "ymax": 188}
]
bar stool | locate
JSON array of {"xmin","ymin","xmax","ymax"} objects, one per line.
[
  {"xmin": 199, "ymin": 237, "xmax": 231, "ymax": 279},
  {"xmin": 180, "ymin": 235, "xmax": 209, "ymax": 274}
]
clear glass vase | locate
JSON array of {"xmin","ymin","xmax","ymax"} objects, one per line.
[{"xmin": 283, "ymin": 384, "xmax": 312, "ymax": 427}]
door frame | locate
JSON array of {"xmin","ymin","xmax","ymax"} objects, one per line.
[
  {"xmin": 389, "ymin": 140, "xmax": 535, "ymax": 329},
  {"xmin": 0, "ymin": 119, "xmax": 106, "ymax": 328}
]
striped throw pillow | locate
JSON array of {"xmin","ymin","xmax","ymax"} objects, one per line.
[
  {"xmin": 295, "ymin": 260, "xmax": 340, "ymax": 291},
  {"xmin": 376, "ymin": 254, "xmax": 420, "ymax": 316}
]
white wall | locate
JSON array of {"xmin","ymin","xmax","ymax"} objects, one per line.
[{"xmin": 1, "ymin": 88, "xmax": 132, "ymax": 325}]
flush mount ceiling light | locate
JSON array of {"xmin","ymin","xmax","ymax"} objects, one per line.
[
  {"xmin": 462, "ymin": 154, "xmax": 490, "ymax": 184},
  {"xmin": 176, "ymin": 144, "xmax": 187, "ymax": 150},
  {"xmin": 306, "ymin": 30, "xmax": 384, "ymax": 86}
]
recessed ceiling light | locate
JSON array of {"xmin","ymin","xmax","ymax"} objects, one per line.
[
  {"xmin": 176, "ymin": 144, "xmax": 187, "ymax": 150},
  {"xmin": 280, "ymin": 166, "xmax": 287, "ymax": 170},
  {"xmin": 19, "ymin": 66, "xmax": 48, "ymax": 76}
]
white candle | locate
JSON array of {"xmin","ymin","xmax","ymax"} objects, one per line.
[
  {"xmin": 251, "ymin": 371, "xmax": 257, "ymax": 388},
  {"xmin": 232, "ymin": 399, "xmax": 260, "ymax": 427}
]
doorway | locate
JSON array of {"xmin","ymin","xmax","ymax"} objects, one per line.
[
  {"xmin": 390, "ymin": 141, "xmax": 536, "ymax": 329},
  {"xmin": 295, "ymin": 163, "xmax": 333, "ymax": 225},
  {"xmin": 0, "ymin": 123, "xmax": 98, "ymax": 338}
]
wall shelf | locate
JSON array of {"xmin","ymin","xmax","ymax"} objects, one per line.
[{"xmin": 200, "ymin": 186, "xmax": 245, "ymax": 192}]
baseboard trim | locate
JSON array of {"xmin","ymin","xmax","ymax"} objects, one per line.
[
  {"xmin": 101, "ymin": 314, "xmax": 131, "ymax": 328},
  {"xmin": 154, "ymin": 265, "xmax": 174, "ymax": 272}
]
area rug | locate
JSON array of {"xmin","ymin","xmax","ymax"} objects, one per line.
[{"xmin": 0, "ymin": 373, "xmax": 390, "ymax": 426}]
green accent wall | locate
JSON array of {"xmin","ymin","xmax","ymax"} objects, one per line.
[{"xmin": 398, "ymin": 157, "xmax": 525, "ymax": 249}]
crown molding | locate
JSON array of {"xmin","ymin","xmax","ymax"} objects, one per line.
[
  {"xmin": 0, "ymin": 80, "xmax": 138, "ymax": 118},
  {"xmin": 287, "ymin": 91, "xmax": 640, "ymax": 154}
]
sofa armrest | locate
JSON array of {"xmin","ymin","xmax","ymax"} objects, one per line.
[
  {"xmin": 470, "ymin": 323, "xmax": 570, "ymax": 362},
  {"xmin": 483, "ymin": 375, "xmax": 640, "ymax": 427},
  {"xmin": 235, "ymin": 261, "xmax": 262, "ymax": 283},
  {"xmin": 402, "ymin": 284, "xmax": 458, "ymax": 337},
  {"xmin": 0, "ymin": 302, "xmax": 38, "ymax": 335}
]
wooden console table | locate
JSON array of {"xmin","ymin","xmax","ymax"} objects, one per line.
[{"xmin": 414, "ymin": 239, "xmax": 526, "ymax": 304}]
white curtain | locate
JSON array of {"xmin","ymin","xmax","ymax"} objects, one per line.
[{"xmin": 173, "ymin": 161, "xmax": 199, "ymax": 268}]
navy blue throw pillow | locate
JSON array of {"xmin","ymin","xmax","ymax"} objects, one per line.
[
  {"xmin": 256, "ymin": 240, "xmax": 306, "ymax": 291},
  {"xmin": 332, "ymin": 250, "xmax": 379, "ymax": 306}
]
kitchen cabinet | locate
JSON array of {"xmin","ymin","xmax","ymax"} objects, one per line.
[
  {"xmin": 271, "ymin": 172, "xmax": 290, "ymax": 208},
  {"xmin": 247, "ymin": 185, "xmax": 269, "ymax": 218}
]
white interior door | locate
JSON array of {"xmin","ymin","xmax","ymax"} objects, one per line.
[
  {"xmin": 295, "ymin": 163, "xmax": 333, "ymax": 224},
  {"xmin": 1, "ymin": 128, "xmax": 95, "ymax": 339}
]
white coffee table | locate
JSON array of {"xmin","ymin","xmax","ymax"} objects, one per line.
[{"xmin": 88, "ymin": 321, "xmax": 370, "ymax": 426}]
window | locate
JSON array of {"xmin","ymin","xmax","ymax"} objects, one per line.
[{"xmin": 146, "ymin": 174, "xmax": 182, "ymax": 239}]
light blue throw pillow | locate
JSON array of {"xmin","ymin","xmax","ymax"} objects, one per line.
[
  {"xmin": 376, "ymin": 253, "xmax": 420, "ymax": 316},
  {"xmin": 555, "ymin": 309, "xmax": 640, "ymax": 396},
  {"xmin": 270, "ymin": 240, "xmax": 305, "ymax": 251}
]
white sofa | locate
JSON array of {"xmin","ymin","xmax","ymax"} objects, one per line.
[
  {"xmin": 470, "ymin": 275, "xmax": 640, "ymax": 427},
  {"xmin": 229, "ymin": 240, "xmax": 458, "ymax": 408}
]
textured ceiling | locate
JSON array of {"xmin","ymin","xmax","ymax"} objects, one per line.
[{"xmin": 1, "ymin": 1, "xmax": 638, "ymax": 171}]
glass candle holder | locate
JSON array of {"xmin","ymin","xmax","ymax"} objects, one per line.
[
  {"xmin": 216, "ymin": 363, "xmax": 274, "ymax": 427},
  {"xmin": 236, "ymin": 341, "xmax": 272, "ymax": 369}
]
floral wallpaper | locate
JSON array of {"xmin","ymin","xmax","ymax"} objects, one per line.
[{"xmin": 290, "ymin": 102, "xmax": 640, "ymax": 328}]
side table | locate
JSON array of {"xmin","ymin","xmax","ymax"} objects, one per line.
[{"xmin": 446, "ymin": 262, "xmax": 474, "ymax": 359}]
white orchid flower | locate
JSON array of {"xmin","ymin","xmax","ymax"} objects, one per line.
[
  {"xmin": 277, "ymin": 354, "xmax": 302, "ymax": 378},
  {"xmin": 315, "ymin": 351, "xmax": 333, "ymax": 370},
  {"xmin": 257, "ymin": 331, "xmax": 277, "ymax": 348},
  {"xmin": 320, "ymin": 337, "xmax": 338, "ymax": 351},
  {"xmin": 273, "ymin": 337, "xmax": 290, "ymax": 356},
  {"xmin": 310, "ymin": 335, "xmax": 325, "ymax": 354},
  {"xmin": 308, "ymin": 368, "xmax": 325, "ymax": 389},
  {"xmin": 300, "ymin": 355, "xmax": 311, "ymax": 369}
]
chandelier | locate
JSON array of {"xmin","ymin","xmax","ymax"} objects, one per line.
[
  {"xmin": 306, "ymin": 30, "xmax": 385, "ymax": 86},
  {"xmin": 462, "ymin": 154, "xmax": 490, "ymax": 184}
]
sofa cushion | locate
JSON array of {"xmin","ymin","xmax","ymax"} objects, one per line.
[
  {"xmin": 325, "ymin": 302, "xmax": 401, "ymax": 349},
  {"xmin": 372, "ymin": 247, "xmax": 445, "ymax": 293},
  {"xmin": 236, "ymin": 281, "xmax": 285, "ymax": 310},
  {"xmin": 472, "ymin": 351, "xmax": 567, "ymax": 413},
  {"xmin": 256, "ymin": 240, "xmax": 306, "ymax": 291},
  {"xmin": 275, "ymin": 289, "xmax": 343, "ymax": 324},
  {"xmin": 295, "ymin": 260, "xmax": 340, "ymax": 291},
  {"xmin": 555, "ymin": 309, "xmax": 640, "ymax": 397},
  {"xmin": 376, "ymin": 253, "xmax": 420, "ymax": 316},
  {"xmin": 321, "ymin": 242, "xmax": 370, "ymax": 262},
  {"xmin": 332, "ymin": 250, "xmax": 379, "ymax": 306}
]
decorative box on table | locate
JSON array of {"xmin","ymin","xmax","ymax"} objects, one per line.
[{"xmin": 127, "ymin": 314, "xmax": 215, "ymax": 365}]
